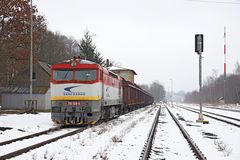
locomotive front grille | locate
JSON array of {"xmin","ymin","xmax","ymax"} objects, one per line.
[
  {"xmin": 51, "ymin": 106, "xmax": 61, "ymax": 112},
  {"xmin": 51, "ymin": 100, "xmax": 101, "ymax": 125}
]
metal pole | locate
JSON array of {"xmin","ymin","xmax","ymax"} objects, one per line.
[
  {"xmin": 30, "ymin": 0, "xmax": 33, "ymax": 100},
  {"xmin": 224, "ymin": 26, "xmax": 227, "ymax": 104},
  {"xmin": 199, "ymin": 52, "xmax": 202, "ymax": 115},
  {"xmin": 195, "ymin": 34, "xmax": 208, "ymax": 123},
  {"xmin": 170, "ymin": 79, "xmax": 173, "ymax": 107}
]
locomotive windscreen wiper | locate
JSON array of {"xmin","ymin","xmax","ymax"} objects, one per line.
[{"xmin": 63, "ymin": 71, "xmax": 70, "ymax": 79}]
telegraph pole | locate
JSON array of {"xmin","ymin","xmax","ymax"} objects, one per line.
[{"xmin": 195, "ymin": 34, "xmax": 209, "ymax": 124}]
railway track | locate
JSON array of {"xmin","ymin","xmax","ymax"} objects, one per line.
[
  {"xmin": 166, "ymin": 105, "xmax": 207, "ymax": 160},
  {"xmin": 204, "ymin": 106, "xmax": 240, "ymax": 113},
  {"xmin": 0, "ymin": 126, "xmax": 63, "ymax": 146},
  {"xmin": 176, "ymin": 105, "xmax": 240, "ymax": 127},
  {"xmin": 0, "ymin": 127, "xmax": 87, "ymax": 159},
  {"xmin": 140, "ymin": 104, "xmax": 206, "ymax": 160},
  {"xmin": 140, "ymin": 105, "xmax": 161, "ymax": 160},
  {"xmin": 0, "ymin": 112, "xmax": 126, "ymax": 160}
]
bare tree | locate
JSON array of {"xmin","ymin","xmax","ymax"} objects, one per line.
[
  {"xmin": 0, "ymin": 0, "xmax": 46, "ymax": 86},
  {"xmin": 149, "ymin": 81, "xmax": 166, "ymax": 103}
]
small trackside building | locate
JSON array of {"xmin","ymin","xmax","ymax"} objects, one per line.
[{"xmin": 0, "ymin": 61, "xmax": 51, "ymax": 110}]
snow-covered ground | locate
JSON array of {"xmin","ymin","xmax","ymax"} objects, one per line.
[
  {"xmin": 182, "ymin": 103, "xmax": 240, "ymax": 112},
  {"xmin": 182, "ymin": 103, "xmax": 240, "ymax": 118},
  {"xmin": 169, "ymin": 104, "xmax": 240, "ymax": 160},
  {"xmin": 1, "ymin": 106, "xmax": 158, "ymax": 160},
  {"xmin": 0, "ymin": 113, "xmax": 56, "ymax": 142},
  {"xmin": 150, "ymin": 106, "xmax": 196, "ymax": 160},
  {"xmin": 1, "ymin": 103, "xmax": 239, "ymax": 160}
]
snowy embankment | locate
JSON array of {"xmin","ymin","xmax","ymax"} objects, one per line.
[{"xmin": 1, "ymin": 105, "xmax": 158, "ymax": 160}]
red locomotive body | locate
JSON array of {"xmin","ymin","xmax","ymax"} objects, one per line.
[{"xmin": 50, "ymin": 57, "xmax": 153, "ymax": 125}]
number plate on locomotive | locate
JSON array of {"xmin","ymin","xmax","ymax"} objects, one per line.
[{"xmin": 67, "ymin": 101, "xmax": 81, "ymax": 105}]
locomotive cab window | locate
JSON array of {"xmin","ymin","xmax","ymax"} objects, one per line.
[
  {"xmin": 75, "ymin": 69, "xmax": 97, "ymax": 81},
  {"xmin": 53, "ymin": 70, "xmax": 73, "ymax": 81}
]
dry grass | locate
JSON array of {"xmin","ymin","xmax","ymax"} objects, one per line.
[
  {"xmin": 214, "ymin": 140, "xmax": 232, "ymax": 157},
  {"xmin": 79, "ymin": 139, "xmax": 85, "ymax": 146},
  {"xmin": 92, "ymin": 151, "xmax": 108, "ymax": 160},
  {"xmin": 43, "ymin": 150, "xmax": 48, "ymax": 159},
  {"xmin": 176, "ymin": 113, "xmax": 185, "ymax": 121},
  {"xmin": 98, "ymin": 126, "xmax": 108, "ymax": 135},
  {"xmin": 32, "ymin": 153, "xmax": 37, "ymax": 160},
  {"xmin": 91, "ymin": 127, "xmax": 97, "ymax": 132},
  {"xmin": 147, "ymin": 107, "xmax": 155, "ymax": 113},
  {"xmin": 111, "ymin": 135, "xmax": 122, "ymax": 143}
]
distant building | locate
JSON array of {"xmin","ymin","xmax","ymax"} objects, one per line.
[
  {"xmin": 0, "ymin": 61, "xmax": 51, "ymax": 110},
  {"xmin": 108, "ymin": 66, "xmax": 137, "ymax": 83}
]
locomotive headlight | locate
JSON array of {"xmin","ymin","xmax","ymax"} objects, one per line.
[{"xmin": 51, "ymin": 100, "xmax": 57, "ymax": 106}]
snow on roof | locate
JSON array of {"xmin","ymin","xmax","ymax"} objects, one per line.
[
  {"xmin": 63, "ymin": 59, "xmax": 97, "ymax": 65},
  {"xmin": 108, "ymin": 66, "xmax": 137, "ymax": 75}
]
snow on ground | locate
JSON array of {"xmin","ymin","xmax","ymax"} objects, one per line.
[
  {"xmin": 1, "ymin": 103, "xmax": 240, "ymax": 160},
  {"xmin": 182, "ymin": 103, "xmax": 240, "ymax": 112},
  {"xmin": 178, "ymin": 103, "xmax": 240, "ymax": 125},
  {"xmin": 150, "ymin": 106, "xmax": 197, "ymax": 160},
  {"xmin": 169, "ymin": 104, "xmax": 240, "ymax": 160},
  {"xmin": 4, "ymin": 105, "xmax": 158, "ymax": 160},
  {"xmin": 0, "ymin": 113, "xmax": 56, "ymax": 142},
  {"xmin": 0, "ymin": 128, "xmax": 77, "ymax": 157}
]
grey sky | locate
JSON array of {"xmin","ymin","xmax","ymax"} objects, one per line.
[{"xmin": 34, "ymin": 0, "xmax": 240, "ymax": 92}]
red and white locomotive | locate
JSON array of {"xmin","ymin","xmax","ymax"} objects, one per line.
[{"xmin": 50, "ymin": 57, "xmax": 153, "ymax": 125}]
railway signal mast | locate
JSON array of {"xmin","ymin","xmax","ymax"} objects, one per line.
[{"xmin": 195, "ymin": 34, "xmax": 209, "ymax": 124}]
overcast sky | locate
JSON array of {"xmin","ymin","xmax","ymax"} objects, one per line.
[{"xmin": 34, "ymin": 0, "xmax": 240, "ymax": 92}]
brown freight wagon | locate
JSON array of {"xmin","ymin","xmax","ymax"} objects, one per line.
[{"xmin": 122, "ymin": 78, "xmax": 153, "ymax": 113}]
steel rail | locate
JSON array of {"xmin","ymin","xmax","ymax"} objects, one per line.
[
  {"xmin": 140, "ymin": 105, "xmax": 161, "ymax": 160},
  {"xmin": 179, "ymin": 105, "xmax": 240, "ymax": 122},
  {"xmin": 177, "ymin": 105, "xmax": 240, "ymax": 127},
  {"xmin": 0, "ymin": 126, "xmax": 63, "ymax": 146},
  {"xmin": 166, "ymin": 105, "xmax": 207, "ymax": 160},
  {"xmin": 204, "ymin": 106, "xmax": 240, "ymax": 113},
  {"xmin": 0, "ymin": 127, "xmax": 86, "ymax": 160}
]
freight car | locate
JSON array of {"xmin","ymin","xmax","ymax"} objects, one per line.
[{"xmin": 50, "ymin": 57, "xmax": 153, "ymax": 125}]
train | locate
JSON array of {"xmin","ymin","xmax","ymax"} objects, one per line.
[{"xmin": 50, "ymin": 57, "xmax": 153, "ymax": 125}]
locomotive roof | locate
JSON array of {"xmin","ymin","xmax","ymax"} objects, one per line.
[
  {"xmin": 51, "ymin": 59, "xmax": 101, "ymax": 70},
  {"xmin": 62, "ymin": 59, "xmax": 97, "ymax": 65}
]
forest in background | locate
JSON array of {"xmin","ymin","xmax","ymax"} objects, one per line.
[
  {"xmin": 0, "ymin": 0, "xmax": 166, "ymax": 102},
  {"xmin": 184, "ymin": 67, "xmax": 240, "ymax": 104},
  {"xmin": 0, "ymin": 0, "xmax": 105, "ymax": 87}
]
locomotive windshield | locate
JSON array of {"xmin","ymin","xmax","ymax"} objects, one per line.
[
  {"xmin": 53, "ymin": 70, "xmax": 73, "ymax": 81},
  {"xmin": 52, "ymin": 69, "xmax": 97, "ymax": 81},
  {"xmin": 75, "ymin": 69, "xmax": 97, "ymax": 81}
]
